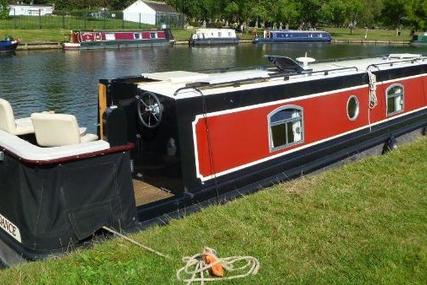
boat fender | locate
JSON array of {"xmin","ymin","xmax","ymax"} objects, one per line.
[
  {"xmin": 382, "ymin": 136, "xmax": 397, "ymax": 154},
  {"xmin": 422, "ymin": 126, "xmax": 427, "ymax": 136},
  {"xmin": 202, "ymin": 248, "xmax": 224, "ymax": 277},
  {"xmin": 167, "ymin": 138, "xmax": 177, "ymax": 156}
]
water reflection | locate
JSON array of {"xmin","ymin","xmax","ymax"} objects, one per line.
[{"xmin": 0, "ymin": 44, "xmax": 423, "ymax": 132}]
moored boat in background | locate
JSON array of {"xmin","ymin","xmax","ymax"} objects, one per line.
[
  {"xmin": 63, "ymin": 29, "xmax": 175, "ymax": 50},
  {"xmin": 0, "ymin": 36, "xmax": 19, "ymax": 53},
  {"xmin": 189, "ymin": 28, "xmax": 239, "ymax": 46},
  {"xmin": 410, "ymin": 32, "xmax": 427, "ymax": 47},
  {"xmin": 253, "ymin": 30, "xmax": 332, "ymax": 43}
]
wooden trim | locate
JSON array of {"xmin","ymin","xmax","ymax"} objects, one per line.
[{"xmin": 98, "ymin": 83, "xmax": 107, "ymax": 140}]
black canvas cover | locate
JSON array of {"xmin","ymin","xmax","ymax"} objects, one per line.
[{"xmin": 0, "ymin": 151, "xmax": 137, "ymax": 258}]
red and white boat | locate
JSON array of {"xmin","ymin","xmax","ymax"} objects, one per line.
[
  {"xmin": 98, "ymin": 53, "xmax": 427, "ymax": 221},
  {"xmin": 63, "ymin": 29, "xmax": 174, "ymax": 50},
  {"xmin": 1, "ymin": 53, "xmax": 427, "ymax": 265}
]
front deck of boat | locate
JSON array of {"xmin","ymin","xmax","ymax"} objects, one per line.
[{"xmin": 133, "ymin": 179, "xmax": 174, "ymax": 206}]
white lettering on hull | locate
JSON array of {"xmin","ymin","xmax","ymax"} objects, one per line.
[{"xmin": 0, "ymin": 213, "xmax": 22, "ymax": 243}]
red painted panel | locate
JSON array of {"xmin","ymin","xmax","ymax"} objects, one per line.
[
  {"xmin": 424, "ymin": 77, "xmax": 427, "ymax": 103},
  {"xmin": 80, "ymin": 32, "xmax": 95, "ymax": 42},
  {"xmin": 195, "ymin": 76, "xmax": 427, "ymax": 178},
  {"xmin": 141, "ymin": 32, "xmax": 151, "ymax": 39},
  {"xmin": 157, "ymin": 31, "xmax": 166, "ymax": 39},
  {"xmin": 114, "ymin": 32, "xmax": 134, "ymax": 40}
]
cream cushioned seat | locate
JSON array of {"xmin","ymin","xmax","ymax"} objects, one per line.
[
  {"xmin": 31, "ymin": 113, "xmax": 98, "ymax": 147},
  {"xmin": 0, "ymin": 98, "xmax": 34, "ymax": 135}
]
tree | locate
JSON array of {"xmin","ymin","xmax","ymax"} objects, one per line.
[
  {"xmin": 360, "ymin": 0, "xmax": 383, "ymax": 27},
  {"xmin": 0, "ymin": 0, "xmax": 8, "ymax": 20},
  {"xmin": 343, "ymin": 0, "xmax": 364, "ymax": 33},
  {"xmin": 270, "ymin": 0, "xmax": 297, "ymax": 28},
  {"xmin": 224, "ymin": 1, "xmax": 239, "ymax": 23},
  {"xmin": 381, "ymin": 0, "xmax": 406, "ymax": 28},
  {"xmin": 405, "ymin": 0, "xmax": 427, "ymax": 30},
  {"xmin": 321, "ymin": 0, "xmax": 347, "ymax": 27},
  {"xmin": 296, "ymin": 0, "xmax": 322, "ymax": 28}
]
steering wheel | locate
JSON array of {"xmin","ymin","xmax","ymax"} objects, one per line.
[{"xmin": 136, "ymin": 92, "xmax": 163, "ymax": 128}]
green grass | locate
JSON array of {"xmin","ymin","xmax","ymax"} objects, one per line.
[
  {"xmin": 0, "ymin": 29, "xmax": 69, "ymax": 43},
  {"xmin": 0, "ymin": 136, "xmax": 426, "ymax": 284},
  {"xmin": 324, "ymin": 27, "xmax": 411, "ymax": 42},
  {"xmin": 0, "ymin": 15, "xmax": 155, "ymax": 31}
]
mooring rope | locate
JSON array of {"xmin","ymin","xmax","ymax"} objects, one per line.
[
  {"xmin": 102, "ymin": 226, "xmax": 170, "ymax": 259},
  {"xmin": 195, "ymin": 88, "xmax": 220, "ymax": 200},
  {"xmin": 367, "ymin": 70, "xmax": 378, "ymax": 131},
  {"xmin": 176, "ymin": 247, "xmax": 260, "ymax": 285}
]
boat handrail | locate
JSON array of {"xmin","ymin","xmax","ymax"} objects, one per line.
[
  {"xmin": 366, "ymin": 56, "xmax": 427, "ymax": 71},
  {"xmin": 173, "ymin": 66, "xmax": 360, "ymax": 96}
]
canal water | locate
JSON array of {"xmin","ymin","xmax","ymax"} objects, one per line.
[{"xmin": 0, "ymin": 43, "xmax": 425, "ymax": 132}]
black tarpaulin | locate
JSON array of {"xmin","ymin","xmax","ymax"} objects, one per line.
[{"xmin": 0, "ymin": 151, "xmax": 137, "ymax": 256}]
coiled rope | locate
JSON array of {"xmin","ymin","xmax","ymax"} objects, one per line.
[
  {"xmin": 367, "ymin": 70, "xmax": 379, "ymax": 131},
  {"xmin": 176, "ymin": 247, "xmax": 260, "ymax": 285}
]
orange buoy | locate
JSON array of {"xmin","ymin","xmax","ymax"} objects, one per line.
[{"xmin": 202, "ymin": 248, "xmax": 224, "ymax": 277}]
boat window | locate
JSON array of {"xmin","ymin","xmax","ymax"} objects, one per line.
[
  {"xmin": 269, "ymin": 106, "xmax": 304, "ymax": 151},
  {"xmin": 386, "ymin": 84, "xmax": 404, "ymax": 116},
  {"xmin": 134, "ymin": 33, "xmax": 140, "ymax": 39},
  {"xmin": 347, "ymin": 95, "xmax": 360, "ymax": 120},
  {"xmin": 150, "ymin": 32, "xmax": 156, "ymax": 39}
]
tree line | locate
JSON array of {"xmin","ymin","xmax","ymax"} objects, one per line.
[{"xmin": 2, "ymin": 0, "xmax": 427, "ymax": 30}]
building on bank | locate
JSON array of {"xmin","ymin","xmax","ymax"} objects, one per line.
[
  {"xmin": 9, "ymin": 4, "xmax": 54, "ymax": 16},
  {"xmin": 123, "ymin": 0, "xmax": 183, "ymax": 27}
]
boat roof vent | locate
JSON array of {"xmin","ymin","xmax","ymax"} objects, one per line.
[
  {"xmin": 266, "ymin": 55, "xmax": 307, "ymax": 74},
  {"xmin": 296, "ymin": 54, "xmax": 316, "ymax": 70},
  {"xmin": 387, "ymin": 53, "xmax": 422, "ymax": 60}
]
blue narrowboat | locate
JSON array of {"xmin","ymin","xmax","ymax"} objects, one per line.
[
  {"xmin": 0, "ymin": 37, "xmax": 19, "ymax": 53},
  {"xmin": 253, "ymin": 30, "xmax": 332, "ymax": 43}
]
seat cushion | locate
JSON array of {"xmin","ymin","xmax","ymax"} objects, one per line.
[
  {"xmin": 0, "ymin": 98, "xmax": 16, "ymax": 133},
  {"xmin": 14, "ymin": 117, "xmax": 35, "ymax": 135},
  {"xmin": 31, "ymin": 113, "xmax": 81, "ymax": 146}
]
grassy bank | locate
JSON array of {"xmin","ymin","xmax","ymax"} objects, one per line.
[
  {"xmin": 1, "ymin": 27, "xmax": 411, "ymax": 44},
  {"xmin": 325, "ymin": 27, "xmax": 411, "ymax": 42},
  {"xmin": 0, "ymin": 136, "xmax": 426, "ymax": 284}
]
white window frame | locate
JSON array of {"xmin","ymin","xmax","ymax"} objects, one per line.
[
  {"xmin": 268, "ymin": 105, "xmax": 304, "ymax": 152},
  {"xmin": 386, "ymin": 84, "xmax": 404, "ymax": 116}
]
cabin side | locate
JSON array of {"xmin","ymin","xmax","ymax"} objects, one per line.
[{"xmin": 98, "ymin": 57, "xmax": 427, "ymax": 222}]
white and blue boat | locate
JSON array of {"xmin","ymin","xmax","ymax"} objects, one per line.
[{"xmin": 253, "ymin": 30, "xmax": 332, "ymax": 43}]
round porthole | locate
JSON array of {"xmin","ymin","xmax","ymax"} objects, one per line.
[{"xmin": 347, "ymin": 96, "xmax": 359, "ymax": 121}]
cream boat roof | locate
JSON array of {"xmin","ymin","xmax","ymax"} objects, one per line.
[{"xmin": 138, "ymin": 54, "xmax": 426, "ymax": 99}]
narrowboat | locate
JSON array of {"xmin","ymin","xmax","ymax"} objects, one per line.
[
  {"xmin": 189, "ymin": 28, "xmax": 239, "ymax": 46},
  {"xmin": 1, "ymin": 53, "xmax": 427, "ymax": 266},
  {"xmin": 410, "ymin": 32, "xmax": 427, "ymax": 47},
  {"xmin": 253, "ymin": 30, "xmax": 332, "ymax": 43},
  {"xmin": 0, "ymin": 37, "xmax": 19, "ymax": 53},
  {"xmin": 63, "ymin": 29, "xmax": 175, "ymax": 50}
]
